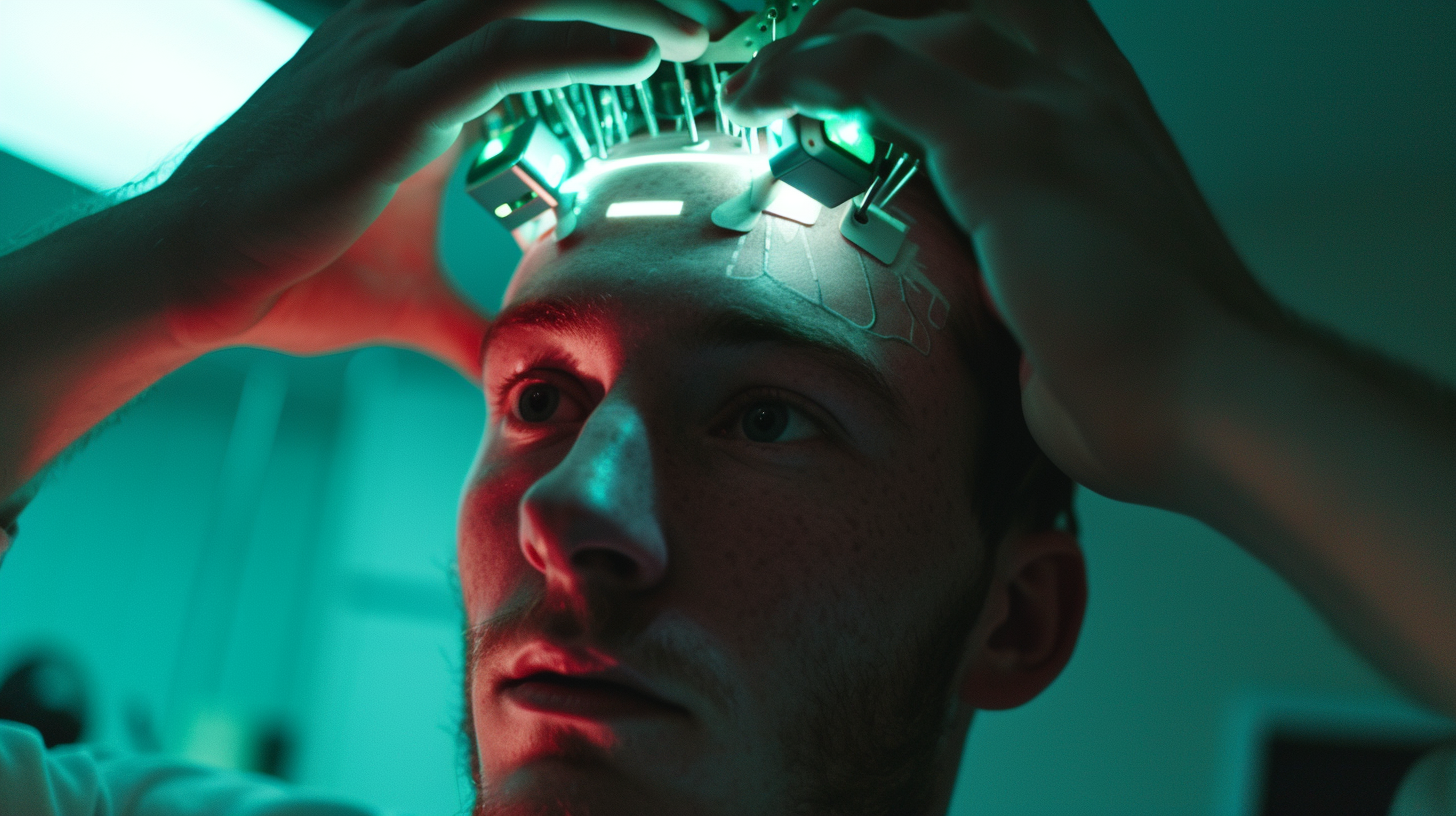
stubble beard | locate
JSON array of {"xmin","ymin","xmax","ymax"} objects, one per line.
[{"xmin": 461, "ymin": 572, "xmax": 985, "ymax": 816}]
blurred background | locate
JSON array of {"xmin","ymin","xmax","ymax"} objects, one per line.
[{"xmin": 0, "ymin": 0, "xmax": 1452, "ymax": 813}]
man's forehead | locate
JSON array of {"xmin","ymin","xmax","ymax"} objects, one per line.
[
  {"xmin": 487, "ymin": 273, "xmax": 881, "ymax": 372},
  {"xmin": 501, "ymin": 156, "xmax": 954, "ymax": 357}
]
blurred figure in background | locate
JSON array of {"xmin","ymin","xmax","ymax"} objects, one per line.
[{"xmin": 0, "ymin": 651, "xmax": 88, "ymax": 749}]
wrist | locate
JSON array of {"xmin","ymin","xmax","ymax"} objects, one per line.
[
  {"xmin": 134, "ymin": 181, "xmax": 274, "ymax": 356},
  {"xmin": 1172, "ymin": 282, "xmax": 1304, "ymax": 525}
]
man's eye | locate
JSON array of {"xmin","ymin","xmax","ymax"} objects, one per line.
[
  {"xmin": 738, "ymin": 400, "xmax": 819, "ymax": 443},
  {"xmin": 516, "ymin": 383, "xmax": 561, "ymax": 423}
]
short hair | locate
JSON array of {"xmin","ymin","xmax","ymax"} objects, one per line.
[{"xmin": 909, "ymin": 182, "xmax": 1078, "ymax": 551}]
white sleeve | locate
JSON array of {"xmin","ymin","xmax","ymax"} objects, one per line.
[
  {"xmin": 1390, "ymin": 742, "xmax": 1456, "ymax": 816},
  {"xmin": 0, "ymin": 721, "xmax": 382, "ymax": 816}
]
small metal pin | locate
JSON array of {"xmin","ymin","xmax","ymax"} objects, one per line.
[
  {"xmin": 598, "ymin": 92, "xmax": 615, "ymax": 149},
  {"xmin": 635, "ymin": 82, "xmax": 659, "ymax": 137},
  {"xmin": 853, "ymin": 174, "xmax": 886, "ymax": 223},
  {"xmin": 520, "ymin": 91, "xmax": 539, "ymax": 118},
  {"xmin": 876, "ymin": 159, "xmax": 920, "ymax": 208},
  {"xmin": 707, "ymin": 63, "xmax": 724, "ymax": 132},
  {"xmin": 550, "ymin": 87, "xmax": 592, "ymax": 162},
  {"xmin": 674, "ymin": 62, "xmax": 699, "ymax": 143},
  {"xmin": 608, "ymin": 88, "xmax": 630, "ymax": 143},
  {"xmin": 874, "ymin": 154, "xmax": 907, "ymax": 205},
  {"xmin": 581, "ymin": 85, "xmax": 607, "ymax": 158}
]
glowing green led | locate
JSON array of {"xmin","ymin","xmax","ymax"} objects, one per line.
[
  {"xmin": 494, "ymin": 202, "xmax": 512, "ymax": 218},
  {"xmin": 482, "ymin": 137, "xmax": 505, "ymax": 161},
  {"xmin": 541, "ymin": 153, "xmax": 568, "ymax": 187},
  {"xmin": 767, "ymin": 116, "xmax": 878, "ymax": 208},
  {"xmin": 823, "ymin": 117, "xmax": 875, "ymax": 166}
]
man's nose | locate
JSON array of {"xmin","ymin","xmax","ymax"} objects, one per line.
[{"xmin": 518, "ymin": 401, "xmax": 668, "ymax": 593}]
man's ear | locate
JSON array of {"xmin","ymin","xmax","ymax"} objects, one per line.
[{"xmin": 959, "ymin": 529, "xmax": 1087, "ymax": 710}]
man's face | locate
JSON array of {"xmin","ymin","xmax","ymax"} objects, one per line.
[{"xmin": 458, "ymin": 149, "xmax": 989, "ymax": 816}]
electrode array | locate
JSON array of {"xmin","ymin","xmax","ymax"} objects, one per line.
[{"xmin": 464, "ymin": 0, "xmax": 922, "ymax": 265}]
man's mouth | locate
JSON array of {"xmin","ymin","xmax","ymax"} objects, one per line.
[{"xmin": 500, "ymin": 670, "xmax": 689, "ymax": 719}]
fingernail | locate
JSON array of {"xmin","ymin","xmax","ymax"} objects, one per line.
[{"xmin": 673, "ymin": 12, "xmax": 704, "ymax": 36}]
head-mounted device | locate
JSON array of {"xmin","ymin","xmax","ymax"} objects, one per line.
[{"xmin": 465, "ymin": 0, "xmax": 922, "ymax": 263}]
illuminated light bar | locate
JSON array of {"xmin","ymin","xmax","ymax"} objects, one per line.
[
  {"xmin": 0, "ymin": 0, "xmax": 310, "ymax": 191},
  {"xmin": 606, "ymin": 200, "xmax": 684, "ymax": 218},
  {"xmin": 766, "ymin": 116, "xmax": 877, "ymax": 208},
  {"xmin": 559, "ymin": 151, "xmax": 764, "ymax": 195}
]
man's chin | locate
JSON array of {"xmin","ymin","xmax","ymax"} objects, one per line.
[{"xmin": 475, "ymin": 756, "xmax": 684, "ymax": 816}]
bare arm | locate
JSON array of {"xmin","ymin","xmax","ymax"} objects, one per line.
[
  {"xmin": 0, "ymin": 0, "xmax": 729, "ymax": 511},
  {"xmin": 0, "ymin": 191, "xmax": 198, "ymax": 500},
  {"xmin": 726, "ymin": 0, "xmax": 1456, "ymax": 715},
  {"xmin": 1182, "ymin": 307, "xmax": 1456, "ymax": 713}
]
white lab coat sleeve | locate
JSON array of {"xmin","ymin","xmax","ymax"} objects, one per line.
[
  {"xmin": 1391, "ymin": 741, "xmax": 1456, "ymax": 816},
  {"xmin": 0, "ymin": 721, "xmax": 382, "ymax": 816}
]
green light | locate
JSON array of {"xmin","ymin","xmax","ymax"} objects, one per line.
[
  {"xmin": 542, "ymin": 153, "xmax": 568, "ymax": 187},
  {"xmin": 823, "ymin": 117, "xmax": 875, "ymax": 166},
  {"xmin": 494, "ymin": 202, "xmax": 512, "ymax": 218},
  {"xmin": 482, "ymin": 137, "xmax": 505, "ymax": 161}
]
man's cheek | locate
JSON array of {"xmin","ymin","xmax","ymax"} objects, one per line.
[
  {"xmin": 669, "ymin": 477, "xmax": 877, "ymax": 630},
  {"xmin": 457, "ymin": 474, "xmax": 536, "ymax": 616}
]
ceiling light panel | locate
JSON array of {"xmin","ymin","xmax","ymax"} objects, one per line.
[{"xmin": 0, "ymin": 0, "xmax": 310, "ymax": 191}]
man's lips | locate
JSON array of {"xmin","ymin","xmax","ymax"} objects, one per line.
[
  {"xmin": 496, "ymin": 646, "xmax": 689, "ymax": 720},
  {"xmin": 501, "ymin": 671, "xmax": 688, "ymax": 719}
]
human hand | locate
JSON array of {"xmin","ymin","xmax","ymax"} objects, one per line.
[
  {"xmin": 723, "ymin": 0, "xmax": 1276, "ymax": 509},
  {"xmin": 156, "ymin": 0, "xmax": 733, "ymax": 370}
]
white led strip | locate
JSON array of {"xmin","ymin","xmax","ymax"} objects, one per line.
[{"xmin": 605, "ymin": 200, "xmax": 684, "ymax": 218}]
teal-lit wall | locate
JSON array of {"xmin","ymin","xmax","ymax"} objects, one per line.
[{"xmin": 1, "ymin": 0, "xmax": 1453, "ymax": 813}]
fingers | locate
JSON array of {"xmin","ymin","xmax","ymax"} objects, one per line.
[
  {"xmin": 520, "ymin": 0, "xmax": 708, "ymax": 62},
  {"xmin": 655, "ymin": 0, "xmax": 740, "ymax": 38},
  {"xmin": 391, "ymin": 0, "xmax": 708, "ymax": 65},
  {"xmin": 725, "ymin": 24, "xmax": 992, "ymax": 141},
  {"xmin": 724, "ymin": 11, "xmax": 1039, "ymax": 132},
  {"xmin": 399, "ymin": 19, "xmax": 661, "ymax": 125},
  {"xmin": 786, "ymin": 0, "xmax": 1128, "ymax": 91}
]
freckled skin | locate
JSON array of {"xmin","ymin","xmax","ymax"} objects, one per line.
[{"xmin": 457, "ymin": 151, "xmax": 996, "ymax": 816}]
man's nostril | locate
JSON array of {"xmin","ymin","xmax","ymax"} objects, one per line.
[{"xmin": 572, "ymin": 549, "xmax": 640, "ymax": 583}]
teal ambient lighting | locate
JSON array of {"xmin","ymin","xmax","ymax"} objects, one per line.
[{"xmin": 0, "ymin": 0, "xmax": 310, "ymax": 191}]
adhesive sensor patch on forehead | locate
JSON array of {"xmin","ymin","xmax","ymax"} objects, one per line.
[
  {"xmin": 726, "ymin": 211, "xmax": 949, "ymax": 355},
  {"xmin": 465, "ymin": 0, "xmax": 949, "ymax": 353}
]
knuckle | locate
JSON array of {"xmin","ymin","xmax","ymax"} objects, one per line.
[{"xmin": 826, "ymin": 29, "xmax": 897, "ymax": 79}]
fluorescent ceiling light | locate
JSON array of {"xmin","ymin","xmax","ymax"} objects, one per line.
[
  {"xmin": 0, "ymin": 0, "xmax": 310, "ymax": 192},
  {"xmin": 606, "ymin": 200, "xmax": 685, "ymax": 218}
]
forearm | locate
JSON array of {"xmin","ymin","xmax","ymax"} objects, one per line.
[
  {"xmin": 0, "ymin": 188, "xmax": 207, "ymax": 500},
  {"xmin": 1182, "ymin": 304, "xmax": 1456, "ymax": 714}
]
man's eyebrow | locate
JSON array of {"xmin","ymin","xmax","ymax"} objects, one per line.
[
  {"xmin": 694, "ymin": 309, "xmax": 906, "ymax": 425},
  {"xmin": 480, "ymin": 299, "xmax": 904, "ymax": 424},
  {"xmin": 480, "ymin": 296, "xmax": 610, "ymax": 363}
]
